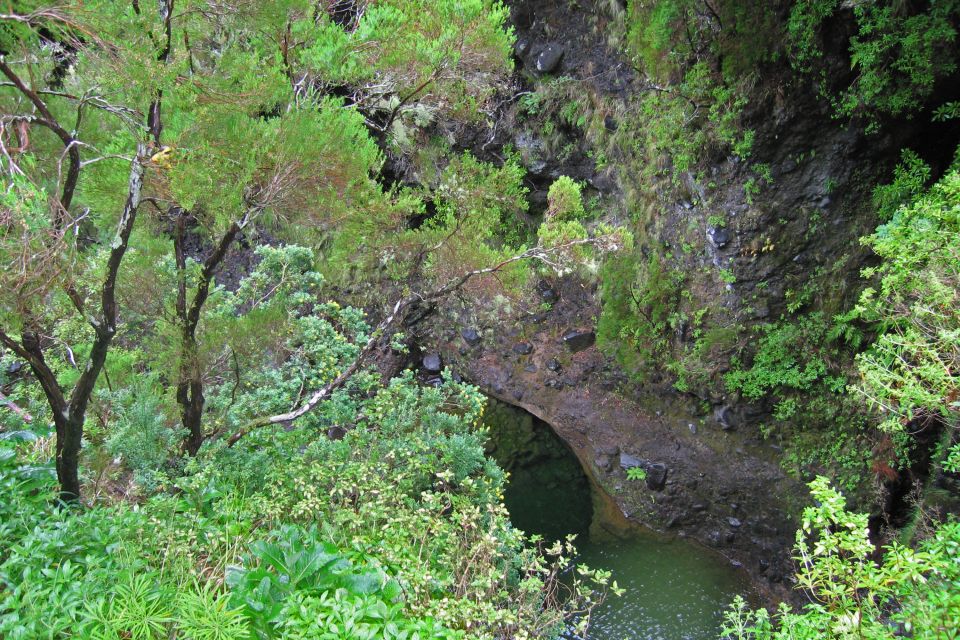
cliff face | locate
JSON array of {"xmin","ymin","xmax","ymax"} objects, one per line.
[{"xmin": 404, "ymin": 0, "xmax": 957, "ymax": 600}]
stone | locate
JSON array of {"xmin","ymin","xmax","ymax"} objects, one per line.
[
  {"xmin": 546, "ymin": 358, "xmax": 562, "ymax": 372},
  {"xmin": 327, "ymin": 425, "xmax": 347, "ymax": 440},
  {"xmin": 603, "ymin": 114, "xmax": 618, "ymax": 132},
  {"xmin": 692, "ymin": 503, "xmax": 708, "ymax": 512},
  {"xmin": 595, "ymin": 455, "xmax": 612, "ymax": 472},
  {"xmin": 715, "ymin": 405, "xmax": 737, "ymax": 430},
  {"xmin": 514, "ymin": 38, "xmax": 530, "ymax": 57},
  {"xmin": 644, "ymin": 463, "xmax": 668, "ymax": 491},
  {"xmin": 512, "ymin": 342, "xmax": 533, "ymax": 355},
  {"xmin": 619, "ymin": 452, "xmax": 643, "ymax": 469},
  {"xmin": 535, "ymin": 44, "xmax": 564, "ymax": 74},
  {"xmin": 708, "ymin": 226, "xmax": 731, "ymax": 249},
  {"xmin": 539, "ymin": 288, "xmax": 558, "ymax": 303},
  {"xmin": 461, "ymin": 328, "xmax": 481, "ymax": 346},
  {"xmin": 688, "ymin": 422, "xmax": 697, "ymax": 434},
  {"xmin": 425, "ymin": 376, "xmax": 443, "ymax": 388},
  {"xmin": 562, "ymin": 328, "xmax": 595, "ymax": 353},
  {"xmin": 422, "ymin": 353, "xmax": 442, "ymax": 373},
  {"xmin": 728, "ymin": 517, "xmax": 742, "ymax": 528},
  {"xmin": 523, "ymin": 364, "xmax": 538, "ymax": 373}
]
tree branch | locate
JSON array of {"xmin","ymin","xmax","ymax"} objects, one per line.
[
  {"xmin": 226, "ymin": 236, "xmax": 620, "ymax": 446},
  {"xmin": 0, "ymin": 60, "xmax": 80, "ymax": 221}
]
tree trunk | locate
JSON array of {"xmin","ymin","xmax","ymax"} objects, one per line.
[{"xmin": 55, "ymin": 415, "xmax": 83, "ymax": 502}]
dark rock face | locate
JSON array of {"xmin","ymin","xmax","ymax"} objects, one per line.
[
  {"xmin": 461, "ymin": 328, "xmax": 481, "ymax": 346},
  {"xmin": 535, "ymin": 44, "xmax": 564, "ymax": 73},
  {"xmin": 513, "ymin": 342, "xmax": 534, "ymax": 355},
  {"xmin": 562, "ymin": 329, "xmax": 595, "ymax": 352},
  {"xmin": 422, "ymin": 353, "xmax": 442, "ymax": 373}
]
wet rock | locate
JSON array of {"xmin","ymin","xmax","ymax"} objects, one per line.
[
  {"xmin": 545, "ymin": 378, "xmax": 563, "ymax": 389},
  {"xmin": 728, "ymin": 517, "xmax": 742, "ymax": 528},
  {"xmin": 562, "ymin": 328, "xmax": 595, "ymax": 353},
  {"xmin": 535, "ymin": 44, "xmax": 564, "ymax": 73},
  {"xmin": 422, "ymin": 353, "xmax": 442, "ymax": 373},
  {"xmin": 546, "ymin": 358, "xmax": 562, "ymax": 372},
  {"xmin": 461, "ymin": 328, "xmax": 481, "ymax": 346},
  {"xmin": 708, "ymin": 226, "xmax": 731, "ymax": 249},
  {"xmin": 730, "ymin": 559, "xmax": 743, "ymax": 568},
  {"xmin": 513, "ymin": 342, "xmax": 534, "ymax": 355}
]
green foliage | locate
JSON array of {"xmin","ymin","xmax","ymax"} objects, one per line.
[
  {"xmin": 102, "ymin": 377, "xmax": 183, "ymax": 489},
  {"xmin": 872, "ymin": 149, "xmax": 932, "ymax": 221},
  {"xmin": 855, "ymin": 169, "xmax": 960, "ymax": 441},
  {"xmin": 625, "ymin": 0, "xmax": 780, "ymax": 80},
  {"xmin": 546, "ymin": 176, "xmax": 587, "ymax": 221},
  {"xmin": 788, "ymin": 0, "xmax": 960, "ymax": 126},
  {"xmin": 722, "ymin": 478, "xmax": 960, "ymax": 639},
  {"xmin": 597, "ymin": 250, "xmax": 686, "ymax": 379},
  {"xmin": 625, "ymin": 467, "xmax": 647, "ymax": 481}
]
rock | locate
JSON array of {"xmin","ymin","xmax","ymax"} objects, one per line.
[
  {"xmin": 425, "ymin": 376, "xmax": 443, "ymax": 388},
  {"xmin": 422, "ymin": 353, "xmax": 442, "ymax": 373},
  {"xmin": 513, "ymin": 390, "xmax": 523, "ymax": 401},
  {"xmin": 327, "ymin": 425, "xmax": 347, "ymax": 440},
  {"xmin": 692, "ymin": 503, "xmax": 708, "ymax": 512},
  {"xmin": 730, "ymin": 559, "xmax": 743, "ymax": 569},
  {"xmin": 728, "ymin": 517, "xmax": 742, "ymax": 528},
  {"xmin": 619, "ymin": 452, "xmax": 643, "ymax": 469},
  {"xmin": 514, "ymin": 38, "xmax": 530, "ymax": 57},
  {"xmin": 536, "ymin": 281, "xmax": 559, "ymax": 303},
  {"xmin": 715, "ymin": 405, "xmax": 737, "ymax": 430},
  {"xmin": 708, "ymin": 226, "xmax": 732, "ymax": 249},
  {"xmin": 546, "ymin": 358, "xmax": 562, "ymax": 372},
  {"xmin": 562, "ymin": 328, "xmax": 595, "ymax": 353},
  {"xmin": 596, "ymin": 445, "xmax": 620, "ymax": 457},
  {"xmin": 535, "ymin": 44, "xmax": 564, "ymax": 73},
  {"xmin": 644, "ymin": 463, "xmax": 668, "ymax": 491},
  {"xmin": 512, "ymin": 342, "xmax": 533, "ymax": 355},
  {"xmin": 595, "ymin": 455, "xmax": 612, "ymax": 472},
  {"xmin": 461, "ymin": 328, "xmax": 481, "ymax": 346},
  {"xmin": 523, "ymin": 364, "xmax": 537, "ymax": 373},
  {"xmin": 688, "ymin": 422, "xmax": 697, "ymax": 434},
  {"xmin": 603, "ymin": 114, "xmax": 618, "ymax": 132}
]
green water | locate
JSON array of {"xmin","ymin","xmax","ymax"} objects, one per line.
[
  {"xmin": 566, "ymin": 535, "xmax": 749, "ymax": 640},
  {"xmin": 482, "ymin": 398, "xmax": 752, "ymax": 640}
]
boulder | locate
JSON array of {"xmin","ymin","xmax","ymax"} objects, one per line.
[
  {"xmin": 562, "ymin": 328, "xmax": 595, "ymax": 353},
  {"xmin": 535, "ymin": 44, "xmax": 564, "ymax": 73},
  {"xmin": 708, "ymin": 226, "xmax": 731, "ymax": 249},
  {"xmin": 422, "ymin": 353, "xmax": 442, "ymax": 373},
  {"xmin": 461, "ymin": 328, "xmax": 481, "ymax": 346},
  {"xmin": 512, "ymin": 342, "xmax": 534, "ymax": 355},
  {"xmin": 644, "ymin": 463, "xmax": 668, "ymax": 491}
]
